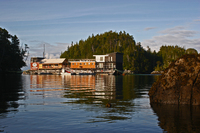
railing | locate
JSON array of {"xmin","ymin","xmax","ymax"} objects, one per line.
[
  {"xmin": 96, "ymin": 69, "xmax": 114, "ymax": 72},
  {"xmin": 42, "ymin": 66, "xmax": 61, "ymax": 69},
  {"xmin": 68, "ymin": 59, "xmax": 96, "ymax": 62},
  {"xmin": 96, "ymin": 65, "xmax": 116, "ymax": 69}
]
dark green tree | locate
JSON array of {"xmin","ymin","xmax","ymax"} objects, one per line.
[
  {"xmin": 60, "ymin": 31, "xmax": 198, "ymax": 73},
  {"xmin": 186, "ymin": 48, "xmax": 198, "ymax": 54},
  {"xmin": 60, "ymin": 31, "xmax": 158, "ymax": 73},
  {"xmin": 0, "ymin": 27, "xmax": 29, "ymax": 73}
]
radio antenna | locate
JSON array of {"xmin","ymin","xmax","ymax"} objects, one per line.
[{"xmin": 43, "ymin": 44, "xmax": 45, "ymax": 58}]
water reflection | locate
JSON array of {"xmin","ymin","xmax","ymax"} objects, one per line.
[
  {"xmin": 0, "ymin": 74, "xmax": 158, "ymax": 119},
  {"xmin": 28, "ymin": 75, "xmax": 157, "ymax": 122},
  {"xmin": 151, "ymin": 104, "xmax": 200, "ymax": 133},
  {"xmin": 30, "ymin": 75, "xmax": 63, "ymax": 89},
  {"xmin": 1, "ymin": 74, "xmax": 200, "ymax": 132},
  {"xmin": 0, "ymin": 75, "xmax": 25, "ymax": 114},
  {"xmin": 62, "ymin": 75, "xmax": 118, "ymax": 102}
]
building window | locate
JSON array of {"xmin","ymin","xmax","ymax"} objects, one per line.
[
  {"xmin": 110, "ymin": 63, "xmax": 113, "ymax": 68},
  {"xmin": 111, "ymin": 57, "xmax": 112, "ymax": 61},
  {"xmin": 99, "ymin": 63, "xmax": 103, "ymax": 68},
  {"xmin": 100, "ymin": 57, "xmax": 103, "ymax": 61}
]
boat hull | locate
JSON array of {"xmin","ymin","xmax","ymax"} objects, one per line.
[{"xmin": 76, "ymin": 73, "xmax": 95, "ymax": 75}]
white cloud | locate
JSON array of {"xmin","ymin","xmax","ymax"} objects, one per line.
[
  {"xmin": 142, "ymin": 26, "xmax": 200, "ymax": 52},
  {"xmin": 29, "ymin": 41, "xmax": 69, "ymax": 57},
  {"xmin": 160, "ymin": 26, "xmax": 197, "ymax": 37}
]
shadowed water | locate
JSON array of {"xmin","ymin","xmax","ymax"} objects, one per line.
[{"xmin": 0, "ymin": 74, "xmax": 199, "ymax": 132}]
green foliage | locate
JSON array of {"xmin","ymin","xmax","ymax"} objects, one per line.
[
  {"xmin": 60, "ymin": 31, "xmax": 158, "ymax": 73},
  {"xmin": 186, "ymin": 48, "xmax": 198, "ymax": 54},
  {"xmin": 156, "ymin": 45, "xmax": 198, "ymax": 71},
  {"xmin": 0, "ymin": 27, "xmax": 29, "ymax": 72},
  {"xmin": 60, "ymin": 31, "xmax": 198, "ymax": 73}
]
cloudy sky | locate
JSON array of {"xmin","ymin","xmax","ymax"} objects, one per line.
[{"xmin": 0, "ymin": 0, "xmax": 200, "ymax": 68}]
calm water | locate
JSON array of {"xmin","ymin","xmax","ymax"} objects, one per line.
[{"xmin": 0, "ymin": 74, "xmax": 200, "ymax": 133}]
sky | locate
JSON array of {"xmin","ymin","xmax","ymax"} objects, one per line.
[{"xmin": 0, "ymin": 0, "xmax": 200, "ymax": 69}]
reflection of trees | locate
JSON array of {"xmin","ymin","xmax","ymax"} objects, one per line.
[
  {"xmin": 62, "ymin": 75, "xmax": 135, "ymax": 121},
  {"xmin": 123, "ymin": 75, "xmax": 160, "ymax": 99},
  {"xmin": 151, "ymin": 104, "xmax": 200, "ymax": 133},
  {"xmin": 29, "ymin": 74, "xmax": 160, "ymax": 122},
  {"xmin": 63, "ymin": 75, "xmax": 160, "ymax": 122},
  {"xmin": 0, "ymin": 75, "xmax": 24, "ymax": 113}
]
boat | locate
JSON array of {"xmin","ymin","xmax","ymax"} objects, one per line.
[
  {"xmin": 77, "ymin": 72, "xmax": 95, "ymax": 75},
  {"xmin": 61, "ymin": 69, "xmax": 76, "ymax": 75},
  {"xmin": 75, "ymin": 70, "xmax": 95, "ymax": 75}
]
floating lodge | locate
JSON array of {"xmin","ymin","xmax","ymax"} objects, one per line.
[{"xmin": 28, "ymin": 52, "xmax": 123, "ymax": 75}]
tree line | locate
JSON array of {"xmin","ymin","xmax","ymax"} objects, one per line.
[
  {"xmin": 0, "ymin": 27, "xmax": 29, "ymax": 73},
  {"xmin": 60, "ymin": 31, "xmax": 198, "ymax": 74},
  {"xmin": 155, "ymin": 45, "xmax": 198, "ymax": 71}
]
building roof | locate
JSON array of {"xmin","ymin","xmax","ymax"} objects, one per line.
[
  {"xmin": 40, "ymin": 58, "xmax": 66, "ymax": 64},
  {"xmin": 108, "ymin": 52, "xmax": 124, "ymax": 55},
  {"xmin": 68, "ymin": 59, "xmax": 95, "ymax": 62},
  {"xmin": 93, "ymin": 54, "xmax": 109, "ymax": 57}
]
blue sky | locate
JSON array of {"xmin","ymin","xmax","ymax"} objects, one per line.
[{"xmin": 1, "ymin": 0, "xmax": 200, "ymax": 64}]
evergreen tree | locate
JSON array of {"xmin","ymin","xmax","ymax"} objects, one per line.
[
  {"xmin": 60, "ymin": 31, "xmax": 198, "ymax": 73},
  {"xmin": 60, "ymin": 31, "xmax": 157, "ymax": 73},
  {"xmin": 0, "ymin": 27, "xmax": 29, "ymax": 72}
]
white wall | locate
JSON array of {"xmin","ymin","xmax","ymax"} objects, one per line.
[{"xmin": 94, "ymin": 55, "xmax": 108, "ymax": 62}]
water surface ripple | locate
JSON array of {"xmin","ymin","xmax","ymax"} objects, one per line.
[{"xmin": 0, "ymin": 74, "xmax": 199, "ymax": 132}]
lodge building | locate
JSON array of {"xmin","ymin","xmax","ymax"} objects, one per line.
[
  {"xmin": 69, "ymin": 59, "xmax": 96, "ymax": 69},
  {"xmin": 93, "ymin": 52, "xmax": 123, "ymax": 70},
  {"xmin": 30, "ymin": 52, "xmax": 123, "ymax": 75},
  {"xmin": 30, "ymin": 57, "xmax": 68, "ymax": 70}
]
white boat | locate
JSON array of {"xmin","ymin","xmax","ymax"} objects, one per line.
[
  {"xmin": 76, "ymin": 70, "xmax": 95, "ymax": 75},
  {"xmin": 61, "ymin": 69, "xmax": 76, "ymax": 75}
]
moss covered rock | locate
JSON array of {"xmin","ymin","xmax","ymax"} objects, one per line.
[{"xmin": 149, "ymin": 54, "xmax": 200, "ymax": 105}]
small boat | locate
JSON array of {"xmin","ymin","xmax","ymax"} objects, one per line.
[
  {"xmin": 61, "ymin": 69, "xmax": 76, "ymax": 75},
  {"xmin": 76, "ymin": 70, "xmax": 95, "ymax": 75}
]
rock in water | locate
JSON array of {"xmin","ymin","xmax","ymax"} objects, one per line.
[{"xmin": 149, "ymin": 54, "xmax": 200, "ymax": 105}]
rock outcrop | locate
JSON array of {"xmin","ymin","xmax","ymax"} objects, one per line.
[{"xmin": 149, "ymin": 54, "xmax": 200, "ymax": 105}]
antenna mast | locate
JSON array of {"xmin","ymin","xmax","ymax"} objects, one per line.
[{"xmin": 43, "ymin": 44, "xmax": 45, "ymax": 58}]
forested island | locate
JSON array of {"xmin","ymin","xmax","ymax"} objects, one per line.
[
  {"xmin": 1, "ymin": 28, "xmax": 198, "ymax": 74},
  {"xmin": 60, "ymin": 31, "xmax": 198, "ymax": 74},
  {"xmin": 0, "ymin": 27, "xmax": 29, "ymax": 74}
]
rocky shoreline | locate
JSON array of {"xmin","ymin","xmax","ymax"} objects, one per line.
[
  {"xmin": 150, "ymin": 71, "xmax": 164, "ymax": 74},
  {"xmin": 149, "ymin": 54, "xmax": 200, "ymax": 105}
]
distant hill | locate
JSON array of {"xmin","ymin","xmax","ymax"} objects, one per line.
[
  {"xmin": 60, "ymin": 30, "xmax": 198, "ymax": 74},
  {"xmin": 60, "ymin": 31, "xmax": 159, "ymax": 73}
]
